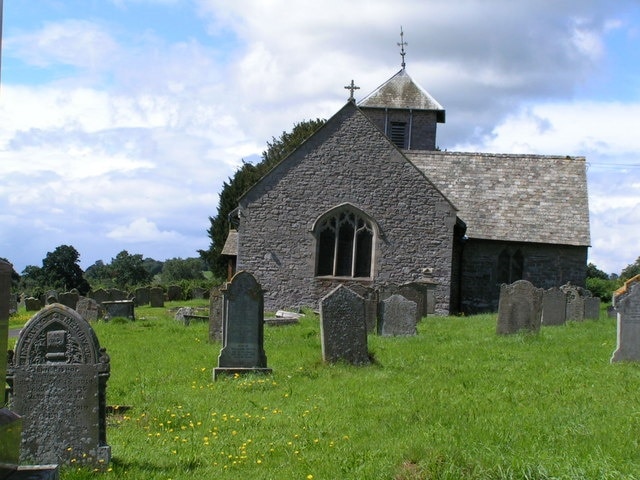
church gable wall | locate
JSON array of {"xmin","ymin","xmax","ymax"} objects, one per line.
[
  {"xmin": 459, "ymin": 239, "xmax": 588, "ymax": 314},
  {"xmin": 237, "ymin": 104, "xmax": 456, "ymax": 313}
]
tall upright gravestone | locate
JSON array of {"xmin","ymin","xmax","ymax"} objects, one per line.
[
  {"xmin": 611, "ymin": 276, "xmax": 640, "ymax": 363},
  {"xmin": 7, "ymin": 304, "xmax": 111, "ymax": 468},
  {"xmin": 214, "ymin": 271, "xmax": 271, "ymax": 379},
  {"xmin": 496, "ymin": 280, "xmax": 543, "ymax": 335},
  {"xmin": 320, "ymin": 285, "xmax": 370, "ymax": 365}
]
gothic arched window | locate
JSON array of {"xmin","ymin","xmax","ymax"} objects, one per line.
[
  {"xmin": 314, "ymin": 206, "xmax": 375, "ymax": 278},
  {"xmin": 497, "ymin": 248, "xmax": 524, "ymax": 284}
]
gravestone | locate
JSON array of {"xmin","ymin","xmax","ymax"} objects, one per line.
[
  {"xmin": 319, "ymin": 285, "xmax": 370, "ymax": 365},
  {"xmin": 57, "ymin": 291, "xmax": 79, "ymax": 310},
  {"xmin": 584, "ymin": 297, "xmax": 601, "ymax": 319},
  {"xmin": 209, "ymin": 286, "xmax": 223, "ymax": 343},
  {"xmin": 562, "ymin": 284, "xmax": 585, "ymax": 321},
  {"xmin": 149, "ymin": 287, "xmax": 165, "ymax": 307},
  {"xmin": 89, "ymin": 288, "xmax": 110, "ymax": 305},
  {"xmin": 75, "ymin": 297, "xmax": 103, "ymax": 322},
  {"xmin": 611, "ymin": 276, "xmax": 640, "ymax": 362},
  {"xmin": 348, "ymin": 284, "xmax": 378, "ymax": 333},
  {"xmin": 541, "ymin": 287, "xmax": 566, "ymax": 326},
  {"xmin": 25, "ymin": 297, "xmax": 42, "ymax": 312},
  {"xmin": 378, "ymin": 294, "xmax": 417, "ymax": 336},
  {"xmin": 9, "ymin": 293, "xmax": 18, "ymax": 314},
  {"xmin": 134, "ymin": 287, "xmax": 150, "ymax": 307},
  {"xmin": 44, "ymin": 291, "xmax": 58, "ymax": 305},
  {"xmin": 1, "ymin": 260, "xmax": 61, "ymax": 480},
  {"xmin": 379, "ymin": 283, "xmax": 423, "ymax": 323},
  {"xmin": 102, "ymin": 300, "xmax": 135, "ymax": 321},
  {"xmin": 214, "ymin": 272, "xmax": 271, "ymax": 379},
  {"xmin": 108, "ymin": 288, "xmax": 128, "ymax": 301},
  {"xmin": 191, "ymin": 287, "xmax": 206, "ymax": 300},
  {"xmin": 496, "ymin": 280, "xmax": 543, "ymax": 335},
  {"xmin": 167, "ymin": 285, "xmax": 182, "ymax": 302},
  {"xmin": 7, "ymin": 303, "xmax": 111, "ymax": 467}
]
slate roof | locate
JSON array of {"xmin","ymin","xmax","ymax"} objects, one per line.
[
  {"xmin": 221, "ymin": 229, "xmax": 238, "ymax": 256},
  {"xmin": 358, "ymin": 69, "xmax": 446, "ymax": 122},
  {"xmin": 406, "ymin": 151, "xmax": 591, "ymax": 247}
]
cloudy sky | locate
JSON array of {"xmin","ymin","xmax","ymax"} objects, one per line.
[{"xmin": 1, "ymin": 0, "xmax": 639, "ymax": 276}]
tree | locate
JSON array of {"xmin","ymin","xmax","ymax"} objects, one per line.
[
  {"xmin": 586, "ymin": 262, "xmax": 609, "ymax": 280},
  {"xmin": 109, "ymin": 250, "xmax": 151, "ymax": 289},
  {"xmin": 41, "ymin": 245, "xmax": 90, "ymax": 294},
  {"xmin": 621, "ymin": 256, "xmax": 640, "ymax": 281},
  {"xmin": 161, "ymin": 257, "xmax": 205, "ymax": 283},
  {"xmin": 200, "ymin": 118, "xmax": 326, "ymax": 277}
]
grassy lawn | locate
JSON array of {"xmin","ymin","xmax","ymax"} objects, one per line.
[{"xmin": 9, "ymin": 304, "xmax": 640, "ymax": 479}]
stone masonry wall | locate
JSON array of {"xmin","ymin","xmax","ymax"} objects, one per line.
[
  {"xmin": 237, "ymin": 103, "xmax": 456, "ymax": 313},
  {"xmin": 459, "ymin": 239, "xmax": 588, "ymax": 313}
]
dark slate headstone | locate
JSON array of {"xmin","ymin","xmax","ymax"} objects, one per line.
[
  {"xmin": 25, "ymin": 297, "xmax": 43, "ymax": 312},
  {"xmin": 149, "ymin": 287, "xmax": 165, "ymax": 307},
  {"xmin": 75, "ymin": 297, "xmax": 104, "ymax": 322},
  {"xmin": 57, "ymin": 291, "xmax": 79, "ymax": 310},
  {"xmin": 167, "ymin": 285, "xmax": 182, "ymax": 301},
  {"xmin": 319, "ymin": 285, "xmax": 369, "ymax": 365},
  {"xmin": 89, "ymin": 288, "xmax": 110, "ymax": 305},
  {"xmin": 611, "ymin": 277, "xmax": 640, "ymax": 362},
  {"xmin": 214, "ymin": 272, "xmax": 271, "ymax": 379},
  {"xmin": 7, "ymin": 303, "xmax": 111, "ymax": 468},
  {"xmin": 496, "ymin": 280, "xmax": 543, "ymax": 335},
  {"xmin": 541, "ymin": 287, "xmax": 566, "ymax": 326},
  {"xmin": 102, "ymin": 300, "xmax": 135, "ymax": 321},
  {"xmin": 108, "ymin": 288, "xmax": 128, "ymax": 301},
  {"xmin": 378, "ymin": 294, "xmax": 417, "ymax": 336},
  {"xmin": 562, "ymin": 284, "xmax": 585, "ymax": 321},
  {"xmin": 209, "ymin": 286, "xmax": 223, "ymax": 343},
  {"xmin": 134, "ymin": 287, "xmax": 150, "ymax": 307},
  {"xmin": 584, "ymin": 297, "xmax": 601, "ymax": 320}
]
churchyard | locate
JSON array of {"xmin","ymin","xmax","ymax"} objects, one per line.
[{"xmin": 6, "ymin": 298, "xmax": 640, "ymax": 480}]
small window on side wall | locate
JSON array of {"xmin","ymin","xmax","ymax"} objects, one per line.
[
  {"xmin": 314, "ymin": 206, "xmax": 374, "ymax": 279},
  {"xmin": 390, "ymin": 122, "xmax": 407, "ymax": 148}
]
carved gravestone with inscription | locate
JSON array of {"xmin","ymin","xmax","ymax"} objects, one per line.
[
  {"xmin": 214, "ymin": 272, "xmax": 271, "ymax": 379},
  {"xmin": 7, "ymin": 303, "xmax": 111, "ymax": 467},
  {"xmin": 496, "ymin": 280, "xmax": 543, "ymax": 335},
  {"xmin": 320, "ymin": 285, "xmax": 370, "ymax": 365},
  {"xmin": 611, "ymin": 277, "xmax": 640, "ymax": 363}
]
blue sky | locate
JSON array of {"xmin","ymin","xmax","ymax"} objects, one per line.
[{"xmin": 1, "ymin": 0, "xmax": 639, "ymax": 277}]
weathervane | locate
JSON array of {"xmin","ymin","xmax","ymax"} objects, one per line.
[
  {"xmin": 398, "ymin": 26, "xmax": 407, "ymax": 69},
  {"xmin": 344, "ymin": 79, "xmax": 360, "ymax": 103}
]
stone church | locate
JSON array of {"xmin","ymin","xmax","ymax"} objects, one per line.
[{"xmin": 224, "ymin": 60, "xmax": 590, "ymax": 315}]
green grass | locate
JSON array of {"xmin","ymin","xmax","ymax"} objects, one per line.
[{"xmin": 14, "ymin": 304, "xmax": 640, "ymax": 479}]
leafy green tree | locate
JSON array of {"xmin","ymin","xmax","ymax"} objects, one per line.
[
  {"xmin": 586, "ymin": 262, "xmax": 609, "ymax": 280},
  {"xmin": 621, "ymin": 256, "xmax": 640, "ymax": 281},
  {"xmin": 200, "ymin": 118, "xmax": 326, "ymax": 277},
  {"xmin": 142, "ymin": 257, "xmax": 164, "ymax": 277},
  {"xmin": 161, "ymin": 257, "xmax": 205, "ymax": 283},
  {"xmin": 41, "ymin": 245, "xmax": 90, "ymax": 294},
  {"xmin": 109, "ymin": 250, "xmax": 151, "ymax": 289}
]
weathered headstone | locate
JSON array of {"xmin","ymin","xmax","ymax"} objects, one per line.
[
  {"xmin": 319, "ymin": 285, "xmax": 370, "ymax": 365},
  {"xmin": 75, "ymin": 297, "xmax": 103, "ymax": 322},
  {"xmin": 2, "ymin": 261, "xmax": 61, "ymax": 479},
  {"xmin": 191, "ymin": 287, "xmax": 206, "ymax": 300},
  {"xmin": 378, "ymin": 294, "xmax": 417, "ymax": 336},
  {"xmin": 496, "ymin": 280, "xmax": 543, "ymax": 335},
  {"xmin": 89, "ymin": 288, "xmax": 111, "ymax": 305},
  {"xmin": 562, "ymin": 284, "xmax": 585, "ymax": 321},
  {"xmin": 348, "ymin": 284, "xmax": 378, "ymax": 333},
  {"xmin": 611, "ymin": 276, "xmax": 640, "ymax": 362},
  {"xmin": 175, "ymin": 307, "xmax": 195, "ymax": 324},
  {"xmin": 541, "ymin": 287, "xmax": 566, "ymax": 326},
  {"xmin": 209, "ymin": 286, "xmax": 223, "ymax": 343},
  {"xmin": 9, "ymin": 293, "xmax": 18, "ymax": 314},
  {"xmin": 102, "ymin": 300, "xmax": 135, "ymax": 321},
  {"xmin": 214, "ymin": 271, "xmax": 271, "ymax": 379},
  {"xmin": 108, "ymin": 288, "xmax": 128, "ymax": 301},
  {"xmin": 44, "ymin": 290, "xmax": 58, "ymax": 305},
  {"xmin": 25, "ymin": 297, "xmax": 42, "ymax": 312},
  {"xmin": 7, "ymin": 303, "xmax": 111, "ymax": 467},
  {"xmin": 57, "ymin": 291, "xmax": 79, "ymax": 310},
  {"xmin": 149, "ymin": 287, "xmax": 165, "ymax": 307},
  {"xmin": 584, "ymin": 297, "xmax": 601, "ymax": 320},
  {"xmin": 167, "ymin": 285, "xmax": 182, "ymax": 302},
  {"xmin": 134, "ymin": 287, "xmax": 150, "ymax": 307}
]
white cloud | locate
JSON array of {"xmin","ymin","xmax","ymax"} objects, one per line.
[{"xmin": 106, "ymin": 218, "xmax": 182, "ymax": 242}]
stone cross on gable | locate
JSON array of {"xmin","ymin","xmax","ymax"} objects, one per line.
[{"xmin": 344, "ymin": 79, "xmax": 360, "ymax": 102}]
